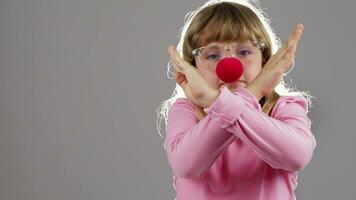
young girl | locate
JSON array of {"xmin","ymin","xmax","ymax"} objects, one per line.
[{"xmin": 157, "ymin": 0, "xmax": 316, "ymax": 199}]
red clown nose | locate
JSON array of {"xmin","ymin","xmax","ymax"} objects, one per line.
[{"xmin": 216, "ymin": 57, "xmax": 243, "ymax": 82}]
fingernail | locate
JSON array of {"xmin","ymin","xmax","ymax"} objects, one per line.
[
  {"xmin": 169, "ymin": 45, "xmax": 176, "ymax": 51},
  {"xmin": 297, "ymin": 24, "xmax": 304, "ymax": 30}
]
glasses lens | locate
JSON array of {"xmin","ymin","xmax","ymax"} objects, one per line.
[
  {"xmin": 195, "ymin": 41, "xmax": 263, "ymax": 67},
  {"xmin": 200, "ymin": 46, "xmax": 222, "ymax": 62},
  {"xmin": 234, "ymin": 43, "xmax": 260, "ymax": 58}
]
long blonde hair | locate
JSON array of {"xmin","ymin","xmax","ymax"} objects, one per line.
[{"xmin": 156, "ymin": 0, "xmax": 313, "ymax": 138}]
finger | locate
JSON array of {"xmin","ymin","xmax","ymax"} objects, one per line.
[
  {"xmin": 281, "ymin": 25, "xmax": 303, "ymax": 68},
  {"xmin": 282, "ymin": 43, "xmax": 297, "ymax": 60},
  {"xmin": 173, "ymin": 70, "xmax": 186, "ymax": 84},
  {"xmin": 168, "ymin": 53, "xmax": 185, "ymax": 80},
  {"xmin": 173, "ymin": 70, "xmax": 179, "ymax": 81},
  {"xmin": 279, "ymin": 45, "xmax": 296, "ymax": 72},
  {"xmin": 175, "ymin": 72, "xmax": 188, "ymax": 89},
  {"xmin": 168, "ymin": 45, "xmax": 195, "ymax": 74},
  {"xmin": 178, "ymin": 78, "xmax": 188, "ymax": 89},
  {"xmin": 171, "ymin": 60, "xmax": 184, "ymax": 75},
  {"xmin": 285, "ymin": 24, "xmax": 304, "ymax": 48},
  {"xmin": 171, "ymin": 61, "xmax": 188, "ymax": 86},
  {"xmin": 168, "ymin": 45, "xmax": 185, "ymax": 73},
  {"xmin": 270, "ymin": 24, "xmax": 304, "ymax": 63}
]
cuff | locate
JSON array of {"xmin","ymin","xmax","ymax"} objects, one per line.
[
  {"xmin": 203, "ymin": 86, "xmax": 248, "ymax": 128},
  {"xmin": 233, "ymin": 87, "xmax": 262, "ymax": 111}
]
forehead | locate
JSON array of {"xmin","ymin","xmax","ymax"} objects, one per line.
[
  {"xmin": 202, "ymin": 39, "xmax": 254, "ymax": 47},
  {"xmin": 197, "ymin": 35, "xmax": 254, "ymax": 47}
]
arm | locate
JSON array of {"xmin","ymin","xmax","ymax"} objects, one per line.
[
  {"xmin": 204, "ymin": 86, "xmax": 317, "ymax": 172},
  {"xmin": 164, "ymin": 98, "xmax": 237, "ymax": 179}
]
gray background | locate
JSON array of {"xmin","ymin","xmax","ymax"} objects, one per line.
[{"xmin": 0, "ymin": 0, "xmax": 354, "ymax": 199}]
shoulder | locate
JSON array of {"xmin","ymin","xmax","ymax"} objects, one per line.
[
  {"xmin": 277, "ymin": 95, "xmax": 308, "ymax": 108},
  {"xmin": 169, "ymin": 98, "xmax": 196, "ymax": 114},
  {"xmin": 167, "ymin": 98, "xmax": 200, "ymax": 127},
  {"xmin": 172, "ymin": 98, "xmax": 195, "ymax": 108},
  {"xmin": 270, "ymin": 95, "xmax": 309, "ymax": 118}
]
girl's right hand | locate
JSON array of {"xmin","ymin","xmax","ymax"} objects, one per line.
[
  {"xmin": 168, "ymin": 46, "xmax": 220, "ymax": 108},
  {"xmin": 247, "ymin": 24, "xmax": 304, "ymax": 99}
]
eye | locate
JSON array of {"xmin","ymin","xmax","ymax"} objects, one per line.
[
  {"xmin": 206, "ymin": 53, "xmax": 220, "ymax": 61},
  {"xmin": 238, "ymin": 49, "xmax": 252, "ymax": 56}
]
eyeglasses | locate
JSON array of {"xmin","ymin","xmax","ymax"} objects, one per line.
[{"xmin": 192, "ymin": 41, "xmax": 265, "ymax": 67}]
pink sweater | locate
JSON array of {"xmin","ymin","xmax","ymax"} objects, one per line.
[{"xmin": 165, "ymin": 86, "xmax": 316, "ymax": 200}]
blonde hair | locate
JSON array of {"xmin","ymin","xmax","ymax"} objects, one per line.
[{"xmin": 156, "ymin": 0, "xmax": 314, "ymax": 138}]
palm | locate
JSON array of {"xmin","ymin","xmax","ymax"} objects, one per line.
[
  {"xmin": 250, "ymin": 24, "xmax": 304, "ymax": 98},
  {"xmin": 175, "ymin": 66, "xmax": 212, "ymax": 105},
  {"xmin": 169, "ymin": 46, "xmax": 219, "ymax": 108}
]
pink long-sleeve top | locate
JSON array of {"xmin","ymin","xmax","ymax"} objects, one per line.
[{"xmin": 164, "ymin": 86, "xmax": 316, "ymax": 200}]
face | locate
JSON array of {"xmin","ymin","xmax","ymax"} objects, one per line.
[{"xmin": 194, "ymin": 40, "xmax": 263, "ymax": 92}]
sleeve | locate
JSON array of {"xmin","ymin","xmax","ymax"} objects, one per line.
[
  {"xmin": 164, "ymin": 98, "xmax": 237, "ymax": 179},
  {"xmin": 203, "ymin": 86, "xmax": 317, "ymax": 172}
]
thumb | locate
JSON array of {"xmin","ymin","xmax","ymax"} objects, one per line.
[{"xmin": 173, "ymin": 71, "xmax": 187, "ymax": 86}]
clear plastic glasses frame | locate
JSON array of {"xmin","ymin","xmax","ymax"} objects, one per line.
[{"xmin": 191, "ymin": 40, "xmax": 265, "ymax": 66}]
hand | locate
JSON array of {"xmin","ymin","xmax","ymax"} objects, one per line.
[
  {"xmin": 247, "ymin": 24, "xmax": 304, "ymax": 99},
  {"xmin": 168, "ymin": 46, "xmax": 219, "ymax": 108}
]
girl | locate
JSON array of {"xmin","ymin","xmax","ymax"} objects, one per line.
[{"xmin": 157, "ymin": 0, "xmax": 316, "ymax": 199}]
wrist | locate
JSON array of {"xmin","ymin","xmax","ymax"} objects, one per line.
[
  {"xmin": 246, "ymin": 85, "xmax": 263, "ymax": 102},
  {"xmin": 204, "ymin": 89, "xmax": 220, "ymax": 108}
]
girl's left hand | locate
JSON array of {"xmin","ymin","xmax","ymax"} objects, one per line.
[
  {"xmin": 247, "ymin": 24, "xmax": 304, "ymax": 100},
  {"xmin": 168, "ymin": 45, "xmax": 219, "ymax": 108}
]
